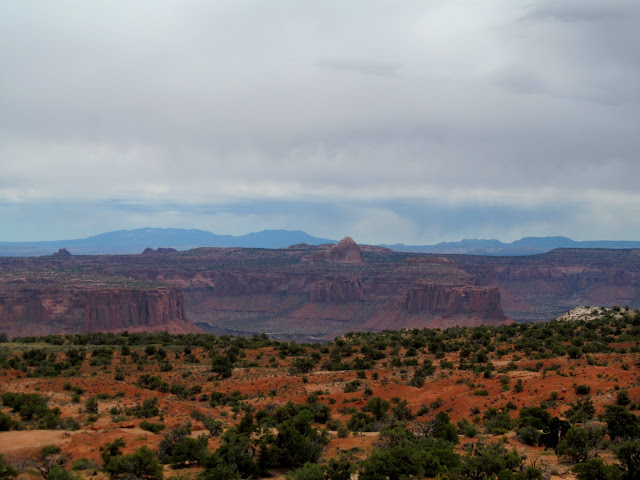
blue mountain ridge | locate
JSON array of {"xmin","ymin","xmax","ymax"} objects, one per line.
[
  {"xmin": 1, "ymin": 228, "xmax": 640, "ymax": 257},
  {"xmin": 0, "ymin": 228, "xmax": 336, "ymax": 256}
]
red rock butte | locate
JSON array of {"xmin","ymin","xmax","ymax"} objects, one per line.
[
  {"xmin": 0, "ymin": 241, "xmax": 509, "ymax": 340},
  {"xmin": 3, "ymin": 243, "xmax": 638, "ymax": 340},
  {"xmin": 310, "ymin": 236, "xmax": 364, "ymax": 263},
  {"xmin": 329, "ymin": 236, "xmax": 363, "ymax": 263}
]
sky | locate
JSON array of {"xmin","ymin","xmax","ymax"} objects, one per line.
[{"xmin": 1, "ymin": 0, "xmax": 639, "ymax": 245}]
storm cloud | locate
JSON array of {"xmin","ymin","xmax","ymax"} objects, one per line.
[{"xmin": 1, "ymin": 1, "xmax": 639, "ymax": 244}]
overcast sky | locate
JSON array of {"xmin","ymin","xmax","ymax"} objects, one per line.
[{"xmin": 1, "ymin": 0, "xmax": 639, "ymax": 244}]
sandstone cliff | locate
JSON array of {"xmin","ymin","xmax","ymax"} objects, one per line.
[
  {"xmin": 0, "ymin": 278, "xmax": 197, "ymax": 338},
  {"xmin": 449, "ymin": 249, "xmax": 640, "ymax": 322},
  {"xmin": 308, "ymin": 237, "xmax": 364, "ymax": 263},
  {"xmin": 83, "ymin": 287, "xmax": 187, "ymax": 332},
  {"xmin": 403, "ymin": 284, "xmax": 503, "ymax": 316},
  {"xmin": 0, "ymin": 240, "xmax": 508, "ymax": 340}
]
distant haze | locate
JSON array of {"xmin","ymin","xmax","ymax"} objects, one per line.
[
  {"xmin": 1, "ymin": 1, "xmax": 639, "ymax": 244},
  {"xmin": 2, "ymin": 228, "xmax": 640, "ymax": 257}
]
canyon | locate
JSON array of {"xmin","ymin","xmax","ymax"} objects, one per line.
[
  {"xmin": 1, "ymin": 240, "xmax": 640, "ymax": 340},
  {"xmin": 448, "ymin": 248, "xmax": 640, "ymax": 322}
]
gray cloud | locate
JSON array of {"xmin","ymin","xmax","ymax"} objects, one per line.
[
  {"xmin": 315, "ymin": 58, "xmax": 401, "ymax": 77},
  {"xmin": 1, "ymin": 1, "xmax": 639, "ymax": 243}
]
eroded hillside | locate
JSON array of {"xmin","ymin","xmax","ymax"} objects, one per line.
[{"xmin": 0, "ymin": 240, "xmax": 508, "ymax": 340}]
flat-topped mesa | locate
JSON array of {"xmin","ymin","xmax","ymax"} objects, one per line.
[
  {"xmin": 0, "ymin": 285, "xmax": 197, "ymax": 338},
  {"xmin": 142, "ymin": 247, "xmax": 178, "ymax": 255}
]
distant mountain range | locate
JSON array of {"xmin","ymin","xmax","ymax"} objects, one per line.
[
  {"xmin": 1, "ymin": 229, "xmax": 640, "ymax": 257},
  {"xmin": 0, "ymin": 228, "xmax": 336, "ymax": 256},
  {"xmin": 384, "ymin": 236, "xmax": 640, "ymax": 256}
]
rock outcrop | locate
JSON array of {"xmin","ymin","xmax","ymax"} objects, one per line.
[
  {"xmin": 403, "ymin": 284, "xmax": 504, "ymax": 317},
  {"xmin": 309, "ymin": 237, "xmax": 364, "ymax": 263},
  {"xmin": 0, "ymin": 285, "xmax": 195, "ymax": 338},
  {"xmin": 0, "ymin": 238, "xmax": 509, "ymax": 340},
  {"xmin": 310, "ymin": 277, "xmax": 364, "ymax": 304},
  {"xmin": 84, "ymin": 287, "xmax": 186, "ymax": 331},
  {"xmin": 449, "ymin": 249, "xmax": 640, "ymax": 322}
]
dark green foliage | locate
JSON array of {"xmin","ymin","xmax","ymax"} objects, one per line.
[
  {"xmin": 430, "ymin": 412, "xmax": 459, "ymax": 444},
  {"xmin": 517, "ymin": 425, "xmax": 541, "ymax": 446},
  {"xmin": 575, "ymin": 384, "xmax": 592, "ymax": 395},
  {"xmin": 137, "ymin": 375, "xmax": 168, "ymax": 392},
  {"xmin": 46, "ymin": 466, "xmax": 77, "ymax": 480},
  {"xmin": 203, "ymin": 429, "xmax": 260, "ymax": 480},
  {"xmin": 615, "ymin": 439, "xmax": 640, "ymax": 480},
  {"xmin": 362, "ymin": 397, "xmax": 390, "ymax": 422},
  {"xmin": 565, "ymin": 397, "xmax": 596, "ymax": 424},
  {"xmin": 573, "ymin": 459, "xmax": 621, "ymax": 480},
  {"xmin": 209, "ymin": 390, "xmax": 245, "ymax": 408},
  {"xmin": 139, "ymin": 421, "xmax": 165, "ymax": 434},
  {"xmin": 0, "ymin": 453, "xmax": 18, "ymax": 480},
  {"xmin": 451, "ymin": 440, "xmax": 538, "ymax": 480},
  {"xmin": 343, "ymin": 380, "xmax": 360, "ymax": 393},
  {"xmin": 325, "ymin": 455, "xmax": 355, "ymax": 480},
  {"xmin": 518, "ymin": 406, "xmax": 551, "ymax": 431},
  {"xmin": 601, "ymin": 405, "xmax": 640, "ymax": 441},
  {"xmin": 58, "ymin": 417, "xmax": 81, "ymax": 431},
  {"xmin": 237, "ymin": 412, "xmax": 254, "ymax": 435},
  {"xmin": 540, "ymin": 417, "xmax": 571, "ymax": 450},
  {"xmin": 359, "ymin": 432, "xmax": 459, "ymax": 480},
  {"xmin": 211, "ymin": 355, "xmax": 234, "ymax": 379},
  {"xmin": 0, "ymin": 412, "xmax": 19, "ymax": 432},
  {"xmin": 483, "ymin": 408, "xmax": 514, "ymax": 435},
  {"xmin": 0, "ymin": 392, "xmax": 61, "ymax": 429},
  {"xmin": 190, "ymin": 411, "xmax": 224, "ymax": 437},
  {"xmin": 126, "ymin": 397, "xmax": 159, "ymax": 419},
  {"xmin": 259, "ymin": 410, "xmax": 329, "ymax": 469},
  {"xmin": 289, "ymin": 357, "xmax": 316, "ymax": 374},
  {"xmin": 457, "ymin": 419, "xmax": 478, "ymax": 438},
  {"xmin": 346, "ymin": 411, "xmax": 377, "ymax": 432},
  {"xmin": 101, "ymin": 438, "xmax": 126, "ymax": 466},
  {"xmin": 556, "ymin": 424, "xmax": 607, "ymax": 463},
  {"xmin": 35, "ymin": 445, "xmax": 69, "ymax": 480},
  {"xmin": 617, "ymin": 390, "xmax": 631, "ymax": 406},
  {"xmin": 85, "ymin": 396, "xmax": 98, "ymax": 414},
  {"xmin": 391, "ymin": 400, "xmax": 414, "ymax": 421},
  {"xmin": 568, "ymin": 346, "xmax": 582, "ymax": 359},
  {"xmin": 71, "ymin": 458, "xmax": 97, "ymax": 471},
  {"xmin": 408, "ymin": 371, "xmax": 425, "ymax": 387},
  {"xmin": 289, "ymin": 462, "xmax": 325, "ymax": 480},
  {"xmin": 103, "ymin": 445, "xmax": 163, "ymax": 480},
  {"xmin": 89, "ymin": 347, "xmax": 114, "ymax": 367},
  {"xmin": 157, "ymin": 425, "xmax": 208, "ymax": 467}
]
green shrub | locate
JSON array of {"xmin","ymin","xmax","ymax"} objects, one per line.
[
  {"xmin": 71, "ymin": 458, "xmax": 97, "ymax": 471},
  {"xmin": 575, "ymin": 384, "xmax": 591, "ymax": 395},
  {"xmin": 573, "ymin": 458, "xmax": 621, "ymax": 480},
  {"xmin": 517, "ymin": 425, "xmax": 541, "ymax": 446},
  {"xmin": 140, "ymin": 421, "xmax": 165, "ymax": 434}
]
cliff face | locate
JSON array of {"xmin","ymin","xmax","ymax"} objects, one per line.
[
  {"xmin": 403, "ymin": 284, "xmax": 504, "ymax": 317},
  {"xmin": 450, "ymin": 249, "xmax": 640, "ymax": 322},
  {"xmin": 0, "ymin": 285, "xmax": 196, "ymax": 338},
  {"xmin": 310, "ymin": 277, "xmax": 364, "ymax": 304},
  {"xmin": 83, "ymin": 287, "xmax": 186, "ymax": 331},
  {"xmin": 0, "ymin": 241, "xmax": 508, "ymax": 341}
]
